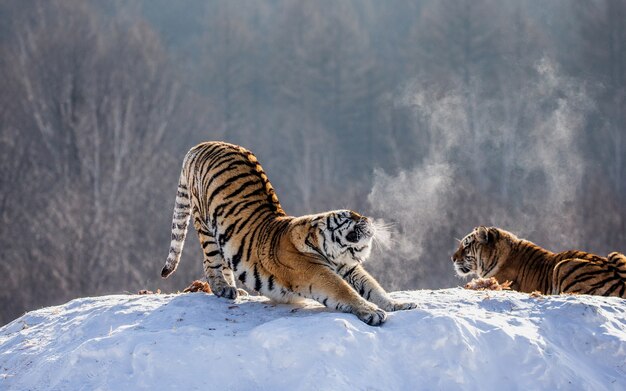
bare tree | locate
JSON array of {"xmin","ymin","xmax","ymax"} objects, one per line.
[{"xmin": 0, "ymin": 0, "xmax": 203, "ymax": 324}]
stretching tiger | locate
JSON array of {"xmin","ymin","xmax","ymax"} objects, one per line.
[
  {"xmin": 452, "ymin": 226, "xmax": 626, "ymax": 297},
  {"xmin": 161, "ymin": 141, "xmax": 416, "ymax": 325}
]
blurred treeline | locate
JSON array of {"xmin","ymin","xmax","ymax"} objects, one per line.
[{"xmin": 1, "ymin": 0, "xmax": 625, "ymax": 324}]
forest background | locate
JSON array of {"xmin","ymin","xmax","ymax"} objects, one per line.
[{"xmin": 1, "ymin": 0, "xmax": 625, "ymax": 324}]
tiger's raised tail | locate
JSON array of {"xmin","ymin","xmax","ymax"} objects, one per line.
[{"xmin": 161, "ymin": 167, "xmax": 191, "ymax": 278}]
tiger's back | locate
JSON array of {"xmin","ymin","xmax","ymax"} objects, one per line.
[
  {"xmin": 161, "ymin": 141, "xmax": 288, "ymax": 298},
  {"xmin": 184, "ymin": 141, "xmax": 285, "ymax": 225}
]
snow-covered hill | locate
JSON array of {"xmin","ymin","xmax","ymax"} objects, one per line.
[{"xmin": 1, "ymin": 289, "xmax": 625, "ymax": 390}]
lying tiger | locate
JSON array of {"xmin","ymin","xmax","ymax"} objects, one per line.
[
  {"xmin": 452, "ymin": 226, "xmax": 626, "ymax": 297},
  {"xmin": 161, "ymin": 141, "xmax": 416, "ymax": 325}
]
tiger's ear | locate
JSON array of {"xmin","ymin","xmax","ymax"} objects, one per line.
[{"xmin": 476, "ymin": 226, "xmax": 490, "ymax": 244}]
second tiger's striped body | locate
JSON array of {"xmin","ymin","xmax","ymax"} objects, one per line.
[
  {"xmin": 161, "ymin": 142, "xmax": 416, "ymax": 325},
  {"xmin": 452, "ymin": 226, "xmax": 626, "ymax": 297}
]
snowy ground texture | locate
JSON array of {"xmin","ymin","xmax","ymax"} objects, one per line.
[{"xmin": 1, "ymin": 289, "xmax": 625, "ymax": 391}]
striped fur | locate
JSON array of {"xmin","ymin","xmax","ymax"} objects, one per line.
[
  {"xmin": 552, "ymin": 252, "xmax": 626, "ymax": 297},
  {"xmin": 452, "ymin": 226, "xmax": 626, "ymax": 297},
  {"xmin": 161, "ymin": 141, "xmax": 416, "ymax": 325}
]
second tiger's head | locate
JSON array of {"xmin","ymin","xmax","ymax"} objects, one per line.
[{"xmin": 451, "ymin": 226, "xmax": 516, "ymax": 278}]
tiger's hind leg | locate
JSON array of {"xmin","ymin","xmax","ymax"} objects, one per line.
[
  {"xmin": 552, "ymin": 259, "xmax": 592, "ymax": 295},
  {"xmin": 221, "ymin": 265, "xmax": 249, "ymax": 296},
  {"xmin": 606, "ymin": 252, "xmax": 626, "ymax": 298},
  {"xmin": 193, "ymin": 215, "xmax": 238, "ymax": 299},
  {"xmin": 553, "ymin": 258, "xmax": 626, "ymax": 298}
]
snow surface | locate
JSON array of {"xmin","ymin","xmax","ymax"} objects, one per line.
[{"xmin": 1, "ymin": 289, "xmax": 625, "ymax": 391}]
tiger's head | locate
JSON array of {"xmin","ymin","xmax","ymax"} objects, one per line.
[
  {"xmin": 290, "ymin": 209, "xmax": 375, "ymax": 266},
  {"xmin": 451, "ymin": 226, "xmax": 517, "ymax": 278}
]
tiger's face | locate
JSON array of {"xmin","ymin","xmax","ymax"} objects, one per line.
[
  {"xmin": 291, "ymin": 210, "xmax": 374, "ymax": 266},
  {"xmin": 451, "ymin": 226, "xmax": 511, "ymax": 278}
]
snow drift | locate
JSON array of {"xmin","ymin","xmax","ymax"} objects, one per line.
[{"xmin": 1, "ymin": 289, "xmax": 625, "ymax": 390}]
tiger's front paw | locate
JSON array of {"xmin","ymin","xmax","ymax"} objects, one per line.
[
  {"xmin": 356, "ymin": 307, "xmax": 387, "ymax": 326},
  {"xmin": 214, "ymin": 285, "xmax": 238, "ymax": 300},
  {"xmin": 385, "ymin": 301, "xmax": 418, "ymax": 312}
]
